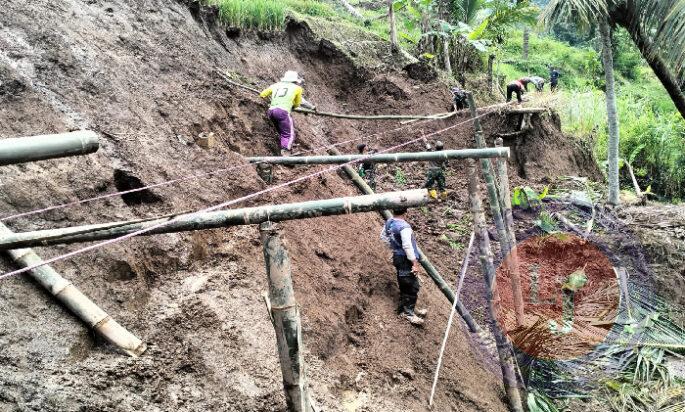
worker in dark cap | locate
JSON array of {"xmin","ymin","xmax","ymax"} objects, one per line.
[{"xmin": 424, "ymin": 141, "xmax": 448, "ymax": 200}]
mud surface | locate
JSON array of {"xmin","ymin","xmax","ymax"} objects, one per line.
[
  {"xmin": 495, "ymin": 234, "xmax": 619, "ymax": 361},
  {"xmin": 0, "ymin": 1, "xmax": 597, "ymax": 411}
]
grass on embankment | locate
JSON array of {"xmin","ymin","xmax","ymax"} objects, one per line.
[{"xmin": 204, "ymin": 0, "xmax": 336, "ymax": 31}]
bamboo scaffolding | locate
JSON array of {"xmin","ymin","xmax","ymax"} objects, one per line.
[
  {"xmin": 0, "ymin": 190, "xmax": 429, "ymax": 250},
  {"xmin": 466, "ymin": 94, "xmax": 511, "ymax": 256},
  {"xmin": 495, "ymin": 138, "xmax": 524, "ymax": 327},
  {"xmin": 0, "ymin": 223, "xmax": 146, "ymax": 357},
  {"xmin": 247, "ymin": 147, "xmax": 510, "ymax": 166},
  {"xmin": 0, "ymin": 131, "xmax": 99, "ymax": 166},
  {"xmin": 328, "ymin": 147, "xmax": 482, "ymax": 334},
  {"xmin": 260, "ymin": 222, "xmax": 316, "ymax": 412},
  {"xmin": 467, "ymin": 160, "xmax": 523, "ymax": 412}
]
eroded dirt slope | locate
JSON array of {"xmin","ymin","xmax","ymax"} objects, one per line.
[{"xmin": 0, "ymin": 1, "xmax": 596, "ymax": 411}]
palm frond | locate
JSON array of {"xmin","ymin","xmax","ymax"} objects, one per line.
[{"xmin": 539, "ymin": 0, "xmax": 608, "ymax": 32}]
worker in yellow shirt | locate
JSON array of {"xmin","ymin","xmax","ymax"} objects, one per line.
[{"xmin": 259, "ymin": 71, "xmax": 315, "ymax": 156}]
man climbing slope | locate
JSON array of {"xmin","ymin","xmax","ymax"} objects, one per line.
[
  {"xmin": 259, "ymin": 71, "xmax": 316, "ymax": 156},
  {"xmin": 506, "ymin": 77, "xmax": 532, "ymax": 103},
  {"xmin": 424, "ymin": 141, "xmax": 448, "ymax": 201},
  {"xmin": 381, "ymin": 209, "xmax": 428, "ymax": 326}
]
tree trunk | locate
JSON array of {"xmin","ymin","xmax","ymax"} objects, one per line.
[
  {"xmin": 443, "ymin": 36, "xmax": 452, "ymax": 74},
  {"xmin": 387, "ymin": 0, "xmax": 399, "ymax": 53},
  {"xmin": 338, "ymin": 0, "xmax": 363, "ymax": 20},
  {"xmin": 598, "ymin": 18, "xmax": 621, "ymax": 206},
  {"xmin": 488, "ymin": 54, "xmax": 495, "ymax": 92},
  {"xmin": 614, "ymin": 9, "xmax": 685, "ymax": 120},
  {"xmin": 523, "ymin": 28, "xmax": 530, "ymax": 61}
]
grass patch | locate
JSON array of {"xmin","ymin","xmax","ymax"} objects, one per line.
[{"xmin": 206, "ymin": 0, "xmax": 335, "ymax": 31}]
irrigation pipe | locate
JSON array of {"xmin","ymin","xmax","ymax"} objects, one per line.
[
  {"xmin": 217, "ymin": 71, "xmax": 459, "ymax": 121},
  {"xmin": 0, "ymin": 107, "xmax": 502, "ymax": 281},
  {"xmin": 428, "ymin": 231, "xmax": 475, "ymax": 407}
]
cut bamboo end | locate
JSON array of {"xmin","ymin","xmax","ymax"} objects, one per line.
[{"xmin": 97, "ymin": 317, "xmax": 148, "ymax": 357}]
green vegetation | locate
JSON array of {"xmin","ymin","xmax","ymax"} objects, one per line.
[
  {"xmin": 499, "ymin": 29, "xmax": 685, "ymax": 202},
  {"xmin": 205, "ymin": 0, "xmax": 335, "ymax": 31}
]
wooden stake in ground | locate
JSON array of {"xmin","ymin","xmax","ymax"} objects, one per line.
[
  {"xmin": 260, "ymin": 222, "xmax": 315, "ymax": 412},
  {"xmin": 467, "ymin": 160, "xmax": 524, "ymax": 412},
  {"xmin": 495, "ymin": 138, "xmax": 524, "ymax": 327},
  {"xmin": 429, "ymin": 231, "xmax": 475, "ymax": 406}
]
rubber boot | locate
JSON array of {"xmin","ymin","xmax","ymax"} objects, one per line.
[
  {"xmin": 428, "ymin": 189, "xmax": 438, "ymax": 200},
  {"xmin": 440, "ymin": 191, "xmax": 448, "ymax": 201}
]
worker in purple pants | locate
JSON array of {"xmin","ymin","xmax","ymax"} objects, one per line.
[{"xmin": 260, "ymin": 71, "xmax": 316, "ymax": 156}]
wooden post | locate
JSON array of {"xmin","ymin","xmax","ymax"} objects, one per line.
[
  {"xmin": 467, "ymin": 160, "xmax": 524, "ymax": 412},
  {"xmin": 466, "ymin": 93, "xmax": 511, "ymax": 256},
  {"xmin": 495, "ymin": 138, "xmax": 524, "ymax": 327},
  {"xmin": 260, "ymin": 222, "xmax": 315, "ymax": 412}
]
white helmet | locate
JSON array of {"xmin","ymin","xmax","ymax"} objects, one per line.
[{"xmin": 281, "ymin": 70, "xmax": 300, "ymax": 83}]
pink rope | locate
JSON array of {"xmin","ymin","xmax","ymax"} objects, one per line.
[
  {"xmin": 0, "ymin": 106, "xmax": 505, "ymax": 281},
  {"xmin": 0, "ymin": 115, "xmax": 444, "ymax": 222}
]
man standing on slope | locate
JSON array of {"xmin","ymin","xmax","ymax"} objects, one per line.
[
  {"xmin": 381, "ymin": 209, "xmax": 428, "ymax": 326},
  {"xmin": 260, "ymin": 71, "xmax": 316, "ymax": 156},
  {"xmin": 550, "ymin": 67, "xmax": 561, "ymax": 92}
]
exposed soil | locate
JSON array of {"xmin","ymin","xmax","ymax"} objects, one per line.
[
  {"xmin": 0, "ymin": 1, "xmax": 601, "ymax": 411},
  {"xmin": 495, "ymin": 234, "xmax": 619, "ymax": 361}
]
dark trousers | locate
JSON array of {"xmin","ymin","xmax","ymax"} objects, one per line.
[
  {"xmin": 507, "ymin": 84, "xmax": 523, "ymax": 103},
  {"xmin": 424, "ymin": 168, "xmax": 446, "ymax": 191},
  {"xmin": 551, "ymin": 80, "xmax": 558, "ymax": 92},
  {"xmin": 393, "ymin": 254, "xmax": 420, "ymax": 315}
]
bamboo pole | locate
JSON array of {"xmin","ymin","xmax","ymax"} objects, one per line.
[
  {"xmin": 495, "ymin": 138, "xmax": 524, "ymax": 327},
  {"xmin": 328, "ymin": 147, "xmax": 482, "ymax": 334},
  {"xmin": 466, "ymin": 93, "xmax": 511, "ymax": 256},
  {"xmin": 0, "ymin": 223, "xmax": 146, "ymax": 357},
  {"xmin": 505, "ymin": 108, "xmax": 547, "ymax": 114},
  {"xmin": 0, "ymin": 190, "xmax": 429, "ymax": 250},
  {"xmin": 247, "ymin": 148, "xmax": 509, "ymax": 166},
  {"xmin": 260, "ymin": 222, "xmax": 315, "ymax": 412},
  {"xmin": 0, "ymin": 131, "xmax": 99, "ymax": 166},
  {"xmin": 467, "ymin": 160, "xmax": 523, "ymax": 412}
]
